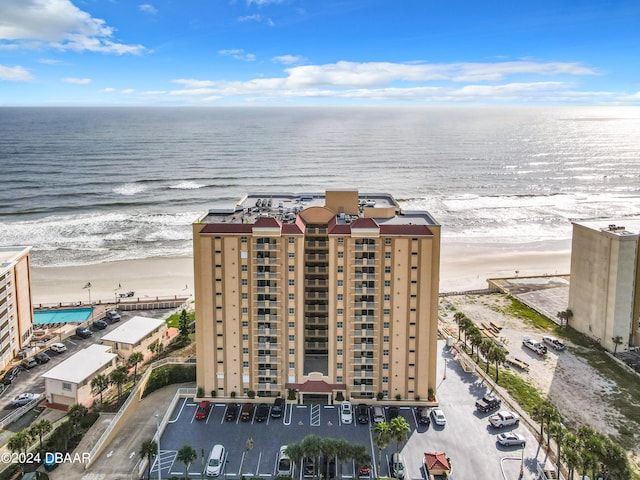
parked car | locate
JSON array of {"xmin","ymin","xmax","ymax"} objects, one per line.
[
  {"xmin": 225, "ymin": 403, "xmax": 239, "ymax": 421},
  {"xmin": 387, "ymin": 406, "xmax": 400, "ymax": 421},
  {"xmin": 319, "ymin": 457, "xmax": 336, "ymax": 480},
  {"xmin": 497, "ymin": 432, "xmax": 526, "ymax": 447},
  {"xmin": 416, "ymin": 406, "xmax": 431, "ymax": 425},
  {"xmin": 255, "ymin": 403, "xmax": 269, "ymax": 422},
  {"xmin": 358, "ymin": 464, "xmax": 371, "ymax": 478},
  {"xmin": 271, "ymin": 397, "xmax": 285, "ymax": 418},
  {"xmin": 11, "ymin": 392, "xmax": 39, "ymax": 407},
  {"xmin": 542, "ymin": 335, "xmax": 566, "ymax": 351},
  {"xmin": 277, "ymin": 445, "xmax": 293, "ymax": 477},
  {"xmin": 105, "ymin": 310, "xmax": 121, "ymax": 323},
  {"xmin": 356, "ymin": 404, "xmax": 369, "ymax": 424},
  {"xmin": 21, "ymin": 358, "xmax": 38, "ymax": 369},
  {"xmin": 371, "ymin": 405, "xmax": 385, "ymax": 424},
  {"xmin": 92, "ymin": 319, "xmax": 108, "ymax": 330},
  {"xmin": 340, "ymin": 401, "xmax": 353, "ymax": 424},
  {"xmin": 76, "ymin": 326, "xmax": 92, "ymax": 338},
  {"xmin": 49, "ymin": 343, "xmax": 67, "ymax": 353},
  {"xmin": 240, "ymin": 403, "xmax": 254, "ymax": 421},
  {"xmin": 475, "ymin": 394, "xmax": 501, "ymax": 413},
  {"xmin": 523, "ymin": 336, "xmax": 547, "ymax": 355},
  {"xmin": 34, "ymin": 352, "xmax": 50, "ymax": 364},
  {"xmin": 2, "ymin": 366, "xmax": 21, "ymax": 385},
  {"xmin": 489, "ymin": 410, "xmax": 520, "ymax": 428},
  {"xmin": 390, "ymin": 453, "xmax": 406, "ymax": 480},
  {"xmin": 430, "ymin": 407, "xmax": 446, "ymax": 426},
  {"xmin": 205, "ymin": 444, "xmax": 226, "ymax": 477},
  {"xmin": 195, "ymin": 400, "xmax": 211, "ymax": 421},
  {"xmin": 303, "ymin": 457, "xmax": 316, "ymax": 478}
]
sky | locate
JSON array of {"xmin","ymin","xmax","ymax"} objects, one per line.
[{"xmin": 1, "ymin": 0, "xmax": 640, "ymax": 106}]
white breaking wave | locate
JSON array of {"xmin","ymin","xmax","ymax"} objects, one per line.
[
  {"xmin": 113, "ymin": 183, "xmax": 147, "ymax": 196},
  {"xmin": 169, "ymin": 181, "xmax": 205, "ymax": 190}
]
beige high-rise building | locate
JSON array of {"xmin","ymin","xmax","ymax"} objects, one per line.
[
  {"xmin": 193, "ymin": 190, "xmax": 440, "ymax": 402},
  {"xmin": 0, "ymin": 246, "xmax": 34, "ymax": 370},
  {"xmin": 568, "ymin": 219, "xmax": 640, "ymax": 352}
]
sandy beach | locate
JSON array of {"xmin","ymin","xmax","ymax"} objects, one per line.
[{"xmin": 29, "ymin": 238, "xmax": 572, "ymax": 306}]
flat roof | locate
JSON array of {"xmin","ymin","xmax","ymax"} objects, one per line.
[
  {"xmin": 197, "ymin": 191, "xmax": 438, "ymax": 229},
  {"xmin": 572, "ymin": 218, "xmax": 640, "ymax": 237},
  {"xmin": 42, "ymin": 344, "xmax": 117, "ymax": 384},
  {"xmin": 101, "ymin": 316, "xmax": 164, "ymax": 345},
  {"xmin": 0, "ymin": 246, "xmax": 31, "ymax": 274}
]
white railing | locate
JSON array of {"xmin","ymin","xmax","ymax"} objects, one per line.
[{"xmin": 0, "ymin": 394, "xmax": 43, "ymax": 430}]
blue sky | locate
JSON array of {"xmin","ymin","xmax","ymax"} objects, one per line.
[{"xmin": 1, "ymin": 0, "xmax": 639, "ymax": 106}]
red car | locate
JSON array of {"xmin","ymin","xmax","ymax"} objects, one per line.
[
  {"xmin": 195, "ymin": 401, "xmax": 211, "ymax": 420},
  {"xmin": 358, "ymin": 465, "xmax": 371, "ymax": 478}
]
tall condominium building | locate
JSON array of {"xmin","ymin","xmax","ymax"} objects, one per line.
[
  {"xmin": 193, "ymin": 190, "xmax": 440, "ymax": 402},
  {"xmin": 0, "ymin": 246, "xmax": 34, "ymax": 370},
  {"xmin": 568, "ymin": 219, "xmax": 640, "ymax": 352}
]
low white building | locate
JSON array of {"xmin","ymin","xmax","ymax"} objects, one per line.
[
  {"xmin": 100, "ymin": 315, "xmax": 166, "ymax": 360},
  {"xmin": 42, "ymin": 344, "xmax": 117, "ymax": 407}
]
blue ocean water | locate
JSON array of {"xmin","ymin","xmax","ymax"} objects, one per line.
[{"xmin": 1, "ymin": 106, "xmax": 639, "ymax": 267}]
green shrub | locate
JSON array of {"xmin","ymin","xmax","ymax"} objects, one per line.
[
  {"xmin": 335, "ymin": 391, "xmax": 344, "ymax": 402},
  {"xmin": 211, "ymin": 390, "xmax": 217, "ymax": 397},
  {"xmin": 247, "ymin": 390, "xmax": 256, "ymax": 399},
  {"xmin": 376, "ymin": 392, "xmax": 384, "ymax": 401},
  {"xmin": 395, "ymin": 393, "xmax": 401, "ymax": 401},
  {"xmin": 231, "ymin": 391, "xmax": 237, "ymax": 398},
  {"xmin": 287, "ymin": 389, "xmax": 297, "ymax": 400},
  {"xmin": 197, "ymin": 386, "xmax": 204, "ymax": 397},
  {"xmin": 142, "ymin": 365, "xmax": 196, "ymax": 397}
]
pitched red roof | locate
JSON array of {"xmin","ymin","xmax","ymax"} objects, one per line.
[
  {"xmin": 200, "ymin": 224, "xmax": 254, "ymax": 234},
  {"xmin": 350, "ymin": 217, "xmax": 379, "ymax": 229},
  {"xmin": 424, "ymin": 452, "xmax": 450, "ymax": 472},
  {"xmin": 283, "ymin": 223, "xmax": 304, "ymax": 234},
  {"xmin": 327, "ymin": 216, "xmax": 351, "ymax": 235},
  {"xmin": 254, "ymin": 216, "xmax": 282, "ymax": 228}
]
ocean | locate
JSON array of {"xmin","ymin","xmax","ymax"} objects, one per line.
[{"xmin": 1, "ymin": 106, "xmax": 639, "ymax": 267}]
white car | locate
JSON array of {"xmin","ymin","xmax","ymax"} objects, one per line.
[
  {"xmin": 11, "ymin": 393, "xmax": 39, "ymax": 407},
  {"xmin": 277, "ymin": 445, "xmax": 293, "ymax": 477},
  {"xmin": 489, "ymin": 410, "xmax": 520, "ymax": 428},
  {"xmin": 340, "ymin": 401, "xmax": 353, "ymax": 424},
  {"xmin": 497, "ymin": 432, "xmax": 526, "ymax": 447},
  {"xmin": 49, "ymin": 343, "xmax": 67, "ymax": 353},
  {"xmin": 430, "ymin": 408, "xmax": 446, "ymax": 426}
]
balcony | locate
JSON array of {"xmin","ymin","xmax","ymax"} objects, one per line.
[
  {"xmin": 305, "ymin": 304, "xmax": 328, "ymax": 313},
  {"xmin": 305, "ymin": 292, "xmax": 328, "ymax": 301},
  {"xmin": 355, "ymin": 357, "xmax": 375, "ymax": 365},
  {"xmin": 355, "ymin": 371, "xmax": 375, "ymax": 379},
  {"xmin": 305, "ymin": 266, "xmax": 328, "ymax": 275},
  {"xmin": 256, "ymin": 257, "xmax": 278, "ymax": 265},
  {"xmin": 354, "ymin": 244, "xmax": 376, "ymax": 252},
  {"xmin": 257, "ymin": 300, "xmax": 279, "ymax": 308},
  {"xmin": 354, "ymin": 258, "xmax": 376, "ymax": 266},
  {"xmin": 255, "ymin": 243, "xmax": 277, "ymax": 251},
  {"xmin": 359, "ymin": 329, "xmax": 375, "ymax": 337},
  {"xmin": 354, "ymin": 301, "xmax": 377, "ymax": 309},
  {"xmin": 304, "ymin": 341, "xmax": 328, "ymax": 350},
  {"xmin": 257, "ymin": 327, "xmax": 277, "ymax": 335},
  {"xmin": 256, "ymin": 314, "xmax": 276, "ymax": 321},
  {"xmin": 256, "ymin": 271, "xmax": 277, "ymax": 279},
  {"xmin": 305, "ymin": 279, "xmax": 328, "ymax": 288},
  {"xmin": 305, "ymin": 318, "xmax": 328, "ymax": 326},
  {"xmin": 255, "ymin": 286, "xmax": 277, "ymax": 294},
  {"xmin": 305, "ymin": 253, "xmax": 328, "ymax": 262},
  {"xmin": 305, "ymin": 241, "xmax": 328, "ymax": 249}
]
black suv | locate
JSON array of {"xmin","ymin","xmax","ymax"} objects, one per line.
[
  {"xmin": 416, "ymin": 406, "xmax": 430, "ymax": 425},
  {"xmin": 271, "ymin": 397, "xmax": 284, "ymax": 418},
  {"xmin": 105, "ymin": 310, "xmax": 121, "ymax": 323},
  {"xmin": 35, "ymin": 352, "xmax": 50, "ymax": 364},
  {"xmin": 225, "ymin": 403, "xmax": 239, "ymax": 421},
  {"xmin": 76, "ymin": 326, "xmax": 93, "ymax": 338},
  {"xmin": 2, "ymin": 366, "xmax": 21, "ymax": 385},
  {"xmin": 255, "ymin": 403, "xmax": 270, "ymax": 422},
  {"xmin": 356, "ymin": 404, "xmax": 369, "ymax": 424},
  {"xmin": 92, "ymin": 320, "xmax": 108, "ymax": 330}
]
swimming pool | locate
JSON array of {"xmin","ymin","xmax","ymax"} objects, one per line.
[{"xmin": 33, "ymin": 307, "xmax": 94, "ymax": 325}]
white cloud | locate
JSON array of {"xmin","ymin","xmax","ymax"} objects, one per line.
[
  {"xmin": 172, "ymin": 79, "xmax": 216, "ymax": 88},
  {"xmin": 142, "ymin": 90, "xmax": 166, "ymax": 95},
  {"xmin": 138, "ymin": 4, "xmax": 158, "ymax": 15},
  {"xmin": 63, "ymin": 77, "xmax": 91, "ymax": 84},
  {"xmin": 218, "ymin": 49, "xmax": 256, "ymax": 62},
  {"xmin": 272, "ymin": 55, "xmax": 305, "ymax": 65},
  {"xmin": 238, "ymin": 14, "xmax": 274, "ymax": 26},
  {"xmin": 100, "ymin": 87, "xmax": 116, "ymax": 93},
  {"xmin": 247, "ymin": 0, "xmax": 284, "ymax": 5},
  {"xmin": 39, "ymin": 58, "xmax": 62, "ymax": 64},
  {"xmin": 122, "ymin": 89, "xmax": 135, "ymax": 94},
  {"xmin": 0, "ymin": 64, "xmax": 33, "ymax": 81},
  {"xmin": 0, "ymin": 0, "xmax": 146, "ymax": 54}
]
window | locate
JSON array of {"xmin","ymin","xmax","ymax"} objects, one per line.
[
  {"xmin": 241, "ymin": 237, "xmax": 247, "ymax": 244},
  {"xmin": 382, "ymin": 363, "xmax": 389, "ymax": 370},
  {"xmin": 288, "ymin": 265, "xmax": 295, "ymax": 272},
  {"xmin": 242, "ymin": 307, "xmax": 248, "ymax": 314},
  {"xmin": 288, "ymin": 279, "xmax": 295, "ymax": 286},
  {"xmin": 337, "ymin": 266, "xmax": 344, "ymax": 273},
  {"xmin": 289, "ymin": 348, "xmax": 295, "ymax": 355},
  {"xmin": 288, "ymin": 237, "xmax": 295, "ymax": 244},
  {"xmin": 337, "ymin": 280, "xmax": 343, "ymax": 287},
  {"xmin": 337, "ymin": 335, "xmax": 343, "ymax": 342},
  {"xmin": 384, "ymin": 266, "xmax": 391, "ymax": 273},
  {"xmin": 410, "ymin": 308, "xmax": 416, "ymax": 312},
  {"xmin": 411, "ymin": 266, "xmax": 417, "ymax": 270},
  {"xmin": 288, "ymin": 252, "xmax": 295, "ymax": 258},
  {"xmin": 289, "ymin": 293, "xmax": 295, "ymax": 301},
  {"xmin": 242, "ymin": 293, "xmax": 248, "ymax": 300},
  {"xmin": 337, "ymin": 321, "xmax": 343, "ymax": 328},
  {"xmin": 242, "ymin": 334, "xmax": 248, "ymax": 340},
  {"xmin": 337, "ymin": 308, "xmax": 344, "ymax": 315},
  {"xmin": 383, "ymin": 322, "xmax": 390, "ymax": 328},
  {"xmin": 288, "ymin": 321, "xmax": 295, "ymax": 328},
  {"xmin": 338, "ymin": 252, "xmax": 344, "ymax": 258},
  {"xmin": 337, "ymin": 376, "xmax": 343, "ymax": 383},
  {"xmin": 288, "ymin": 307, "xmax": 295, "ymax": 315},
  {"xmin": 289, "ymin": 362, "xmax": 295, "ymax": 368},
  {"xmin": 216, "ymin": 292, "xmax": 222, "ymax": 296},
  {"xmin": 382, "ymin": 376, "xmax": 389, "ymax": 383},
  {"xmin": 337, "ymin": 362, "xmax": 343, "ymax": 369},
  {"xmin": 383, "ymin": 336, "xmax": 390, "ymax": 342},
  {"xmin": 289, "ymin": 335, "xmax": 295, "ymax": 341},
  {"xmin": 411, "ymin": 280, "xmax": 417, "ymax": 284},
  {"xmin": 411, "ymin": 251, "xmax": 418, "ymax": 255},
  {"xmin": 242, "ymin": 321, "xmax": 249, "ymax": 327},
  {"xmin": 337, "ymin": 349, "xmax": 343, "ymax": 356},
  {"xmin": 215, "ymin": 264, "xmax": 222, "ymax": 268},
  {"xmin": 383, "ymin": 309, "xmax": 390, "ymax": 315},
  {"xmin": 410, "ymin": 294, "xmax": 416, "ymax": 298},
  {"xmin": 62, "ymin": 382, "xmax": 71, "ymax": 391},
  {"xmin": 242, "ymin": 265, "xmax": 248, "ymax": 272},
  {"xmin": 383, "ymin": 349, "xmax": 389, "ymax": 356},
  {"xmin": 384, "ymin": 280, "xmax": 391, "ymax": 287},
  {"xmin": 385, "ymin": 252, "xmax": 391, "ymax": 259},
  {"xmin": 338, "ymin": 238, "xmax": 344, "ymax": 245},
  {"xmin": 384, "ymin": 294, "xmax": 390, "ymax": 301},
  {"xmin": 385, "ymin": 238, "xmax": 392, "ymax": 245},
  {"xmin": 215, "ymin": 250, "xmax": 221, "ymax": 254},
  {"xmin": 241, "ymin": 279, "xmax": 248, "ymax": 286},
  {"xmin": 243, "ymin": 348, "xmax": 249, "ymax": 354},
  {"xmin": 337, "ymin": 294, "xmax": 343, "ymax": 301},
  {"xmin": 243, "ymin": 361, "xmax": 249, "ymax": 367},
  {"xmin": 216, "ymin": 278, "xmax": 222, "ymax": 282}
]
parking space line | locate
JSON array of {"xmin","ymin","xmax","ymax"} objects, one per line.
[
  {"xmin": 169, "ymin": 398, "xmax": 189, "ymax": 423},
  {"xmin": 283, "ymin": 402, "xmax": 293, "ymax": 425},
  {"xmin": 310, "ymin": 404, "xmax": 321, "ymax": 426}
]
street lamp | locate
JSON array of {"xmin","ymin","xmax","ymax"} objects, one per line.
[
  {"xmin": 519, "ymin": 444, "xmax": 525, "ymax": 478},
  {"xmin": 155, "ymin": 414, "xmax": 161, "ymax": 480},
  {"xmin": 84, "ymin": 282, "xmax": 93, "ymax": 322}
]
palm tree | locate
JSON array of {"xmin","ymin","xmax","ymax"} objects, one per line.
[
  {"xmin": 67, "ymin": 403, "xmax": 88, "ymax": 430},
  {"xmin": 285, "ymin": 442, "xmax": 305, "ymax": 477},
  {"xmin": 7, "ymin": 430, "xmax": 32, "ymax": 473},
  {"xmin": 29, "ymin": 419, "xmax": 52, "ymax": 452},
  {"xmin": 468, "ymin": 326, "xmax": 483, "ymax": 359},
  {"xmin": 110, "ymin": 365, "xmax": 129, "ymax": 403},
  {"xmin": 389, "ymin": 417, "xmax": 410, "ymax": 453},
  {"xmin": 453, "ymin": 312, "xmax": 465, "ymax": 340},
  {"xmin": 531, "ymin": 401, "xmax": 547, "ymax": 442},
  {"xmin": 372, "ymin": 422, "xmax": 390, "ymax": 479},
  {"xmin": 491, "ymin": 346, "xmax": 507, "ymax": 383},
  {"xmin": 543, "ymin": 402, "xmax": 561, "ymax": 448},
  {"xmin": 128, "ymin": 351, "xmax": 144, "ymax": 384},
  {"xmin": 479, "ymin": 339, "xmax": 495, "ymax": 372},
  {"xmin": 611, "ymin": 335, "xmax": 623, "ymax": 354},
  {"xmin": 350, "ymin": 444, "xmax": 371, "ymax": 478},
  {"xmin": 140, "ymin": 438, "xmax": 158, "ymax": 479},
  {"xmin": 548, "ymin": 421, "xmax": 566, "ymax": 476},
  {"xmin": 91, "ymin": 373, "xmax": 110, "ymax": 404},
  {"xmin": 334, "ymin": 439, "xmax": 352, "ymax": 480},
  {"xmin": 320, "ymin": 437, "xmax": 339, "ymax": 479},
  {"xmin": 562, "ymin": 433, "xmax": 581, "ymax": 480},
  {"xmin": 176, "ymin": 444, "xmax": 197, "ymax": 479},
  {"xmin": 301, "ymin": 435, "xmax": 323, "ymax": 480},
  {"xmin": 460, "ymin": 316, "xmax": 473, "ymax": 349}
]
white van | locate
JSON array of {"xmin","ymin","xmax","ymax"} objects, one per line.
[
  {"xmin": 206, "ymin": 444, "xmax": 227, "ymax": 477},
  {"xmin": 372, "ymin": 406, "xmax": 385, "ymax": 423}
]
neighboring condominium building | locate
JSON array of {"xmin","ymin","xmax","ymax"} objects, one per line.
[
  {"xmin": 193, "ymin": 190, "xmax": 440, "ymax": 402},
  {"xmin": 568, "ymin": 219, "xmax": 640, "ymax": 352},
  {"xmin": 0, "ymin": 246, "xmax": 34, "ymax": 370}
]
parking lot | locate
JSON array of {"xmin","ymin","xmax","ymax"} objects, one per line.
[{"xmin": 154, "ymin": 341, "xmax": 549, "ymax": 480}]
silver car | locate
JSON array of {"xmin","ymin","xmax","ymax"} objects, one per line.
[{"xmin": 497, "ymin": 432, "xmax": 526, "ymax": 447}]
